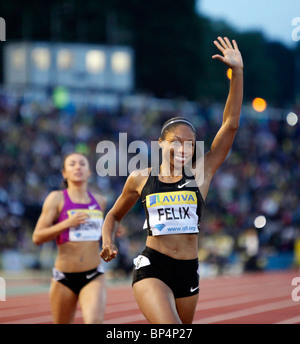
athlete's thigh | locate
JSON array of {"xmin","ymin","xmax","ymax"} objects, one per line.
[
  {"xmin": 175, "ymin": 293, "xmax": 199, "ymax": 324},
  {"xmin": 133, "ymin": 278, "xmax": 182, "ymax": 324},
  {"xmin": 49, "ymin": 280, "xmax": 78, "ymax": 324},
  {"xmin": 78, "ymin": 274, "xmax": 106, "ymax": 324}
]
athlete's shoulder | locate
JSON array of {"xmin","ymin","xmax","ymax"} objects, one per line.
[
  {"xmin": 123, "ymin": 168, "xmax": 151, "ymax": 195},
  {"xmin": 45, "ymin": 190, "xmax": 64, "ymax": 203},
  {"xmin": 42, "ymin": 190, "xmax": 64, "ymax": 212},
  {"xmin": 130, "ymin": 167, "xmax": 151, "ymax": 177},
  {"xmin": 128, "ymin": 168, "xmax": 151, "ymax": 185}
]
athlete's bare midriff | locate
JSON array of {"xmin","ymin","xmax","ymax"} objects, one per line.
[
  {"xmin": 146, "ymin": 233, "xmax": 198, "ymax": 260},
  {"xmin": 55, "ymin": 241, "xmax": 101, "ymax": 272}
]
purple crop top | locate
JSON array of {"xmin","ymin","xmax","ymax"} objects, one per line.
[{"xmin": 55, "ymin": 189, "xmax": 103, "ymax": 245}]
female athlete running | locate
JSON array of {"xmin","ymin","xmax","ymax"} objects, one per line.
[
  {"xmin": 100, "ymin": 37, "xmax": 243, "ymax": 324},
  {"xmin": 33, "ymin": 152, "xmax": 107, "ymax": 324}
]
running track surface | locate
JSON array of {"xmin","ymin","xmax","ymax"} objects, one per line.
[{"xmin": 0, "ymin": 269, "xmax": 299, "ymax": 324}]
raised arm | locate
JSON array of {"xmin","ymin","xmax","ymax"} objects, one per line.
[{"xmin": 204, "ymin": 37, "xmax": 243, "ymax": 179}]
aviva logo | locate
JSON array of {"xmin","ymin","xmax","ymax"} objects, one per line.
[
  {"xmin": 149, "ymin": 194, "xmax": 160, "ymax": 206},
  {"xmin": 68, "ymin": 209, "xmax": 103, "ymax": 219},
  {"xmin": 146, "ymin": 191, "xmax": 197, "ymax": 208}
]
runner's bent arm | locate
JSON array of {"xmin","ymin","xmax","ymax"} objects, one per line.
[
  {"xmin": 32, "ymin": 191, "xmax": 90, "ymax": 245},
  {"xmin": 100, "ymin": 171, "xmax": 142, "ymax": 261}
]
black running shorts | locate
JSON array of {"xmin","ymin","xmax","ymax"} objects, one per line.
[
  {"xmin": 52, "ymin": 264, "xmax": 104, "ymax": 295},
  {"xmin": 132, "ymin": 246, "xmax": 200, "ymax": 298}
]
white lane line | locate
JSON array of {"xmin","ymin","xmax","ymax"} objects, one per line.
[
  {"xmin": 193, "ymin": 299, "xmax": 299, "ymax": 324},
  {"xmin": 198, "ymin": 280, "xmax": 290, "ymax": 299},
  {"xmin": 2, "ymin": 310, "xmax": 83, "ymax": 324},
  {"xmin": 2, "ymin": 315, "xmax": 53, "ymax": 324},
  {"xmin": 1, "ymin": 287, "xmax": 289, "ymax": 322},
  {"xmin": 196, "ymin": 286, "xmax": 290, "ymax": 310},
  {"xmin": 0, "ymin": 304, "xmax": 51, "ymax": 319},
  {"xmin": 275, "ymin": 316, "xmax": 300, "ymax": 324}
]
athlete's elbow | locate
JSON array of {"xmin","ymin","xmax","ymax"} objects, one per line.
[
  {"xmin": 230, "ymin": 122, "xmax": 239, "ymax": 131},
  {"xmin": 32, "ymin": 232, "xmax": 44, "ymax": 246},
  {"xmin": 224, "ymin": 120, "xmax": 239, "ymax": 131},
  {"xmin": 32, "ymin": 235, "xmax": 41, "ymax": 246},
  {"xmin": 107, "ymin": 209, "xmax": 122, "ymax": 224}
]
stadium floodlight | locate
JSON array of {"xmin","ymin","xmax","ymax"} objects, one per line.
[
  {"xmin": 4, "ymin": 42, "xmax": 134, "ymax": 91},
  {"xmin": 226, "ymin": 68, "xmax": 232, "ymax": 80},
  {"xmin": 11, "ymin": 47, "xmax": 26, "ymax": 70},
  {"xmin": 254, "ymin": 215, "xmax": 266, "ymax": 229},
  {"xmin": 31, "ymin": 48, "xmax": 50, "ymax": 71},
  {"xmin": 111, "ymin": 51, "xmax": 131, "ymax": 74},
  {"xmin": 86, "ymin": 50, "xmax": 106, "ymax": 74},
  {"xmin": 286, "ymin": 112, "xmax": 298, "ymax": 126},
  {"xmin": 252, "ymin": 97, "xmax": 267, "ymax": 112},
  {"xmin": 57, "ymin": 49, "xmax": 73, "ymax": 70}
]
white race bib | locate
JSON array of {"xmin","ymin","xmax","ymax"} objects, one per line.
[
  {"xmin": 68, "ymin": 209, "xmax": 103, "ymax": 242},
  {"xmin": 145, "ymin": 191, "xmax": 199, "ymax": 236}
]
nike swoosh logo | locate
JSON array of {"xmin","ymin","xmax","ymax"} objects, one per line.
[
  {"xmin": 86, "ymin": 271, "xmax": 98, "ymax": 279},
  {"xmin": 88, "ymin": 204, "xmax": 97, "ymax": 210},
  {"xmin": 190, "ymin": 286, "xmax": 199, "ymax": 293},
  {"xmin": 178, "ymin": 181, "xmax": 192, "ymax": 189}
]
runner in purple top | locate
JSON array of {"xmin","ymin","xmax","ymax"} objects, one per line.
[
  {"xmin": 33, "ymin": 152, "xmax": 107, "ymax": 324},
  {"xmin": 55, "ymin": 189, "xmax": 103, "ymax": 245}
]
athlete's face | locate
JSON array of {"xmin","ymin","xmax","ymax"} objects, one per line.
[
  {"xmin": 159, "ymin": 124, "xmax": 195, "ymax": 169},
  {"xmin": 62, "ymin": 154, "xmax": 91, "ymax": 184}
]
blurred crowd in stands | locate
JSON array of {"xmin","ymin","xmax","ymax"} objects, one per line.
[{"xmin": 0, "ymin": 86, "xmax": 299, "ymax": 277}]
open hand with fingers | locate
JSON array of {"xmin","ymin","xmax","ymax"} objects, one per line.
[{"xmin": 213, "ymin": 36, "xmax": 243, "ymax": 70}]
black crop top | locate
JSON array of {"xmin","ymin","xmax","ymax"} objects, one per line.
[{"xmin": 141, "ymin": 166, "xmax": 205, "ymax": 236}]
